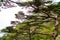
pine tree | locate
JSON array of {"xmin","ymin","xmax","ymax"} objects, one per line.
[{"xmin": 1, "ymin": 0, "xmax": 60, "ymax": 40}]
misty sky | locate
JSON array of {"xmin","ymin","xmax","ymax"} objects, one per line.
[{"xmin": 53, "ymin": 0, "xmax": 60, "ymax": 2}]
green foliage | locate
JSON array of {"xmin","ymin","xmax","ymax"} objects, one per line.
[{"xmin": 32, "ymin": 34, "xmax": 51, "ymax": 40}]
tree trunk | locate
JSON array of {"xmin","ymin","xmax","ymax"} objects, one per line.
[{"xmin": 51, "ymin": 16, "xmax": 59, "ymax": 40}]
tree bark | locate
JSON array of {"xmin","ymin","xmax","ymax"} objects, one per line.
[{"xmin": 51, "ymin": 16, "xmax": 59, "ymax": 40}]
